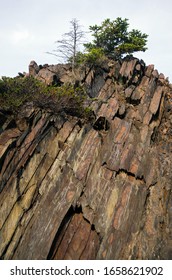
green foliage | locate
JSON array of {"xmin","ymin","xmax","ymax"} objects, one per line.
[
  {"xmin": 84, "ymin": 17, "xmax": 148, "ymax": 59},
  {"xmin": 68, "ymin": 51, "xmax": 85, "ymax": 66},
  {"xmin": 35, "ymin": 83, "xmax": 88, "ymax": 117},
  {"xmin": 81, "ymin": 48, "xmax": 106, "ymax": 65},
  {"xmin": 0, "ymin": 76, "xmax": 44, "ymax": 111},
  {"xmin": 72, "ymin": 48, "xmax": 106, "ymax": 67},
  {"xmin": 0, "ymin": 76, "xmax": 92, "ymax": 119}
]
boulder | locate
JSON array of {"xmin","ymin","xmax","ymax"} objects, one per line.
[{"xmin": 29, "ymin": 60, "xmax": 40, "ymax": 76}]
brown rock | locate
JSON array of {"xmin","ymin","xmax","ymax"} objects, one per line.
[
  {"xmin": 145, "ymin": 64, "xmax": 154, "ymax": 77},
  {"xmin": 36, "ymin": 68, "xmax": 57, "ymax": 85},
  {"xmin": 119, "ymin": 58, "xmax": 138, "ymax": 81},
  {"xmin": 29, "ymin": 60, "xmax": 39, "ymax": 76},
  {"xmin": 149, "ymin": 86, "xmax": 163, "ymax": 114},
  {"xmin": 0, "ymin": 57, "xmax": 171, "ymax": 261}
]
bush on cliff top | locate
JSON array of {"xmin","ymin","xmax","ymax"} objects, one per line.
[
  {"xmin": 0, "ymin": 76, "xmax": 42, "ymax": 110},
  {"xmin": 0, "ymin": 76, "xmax": 91, "ymax": 119}
]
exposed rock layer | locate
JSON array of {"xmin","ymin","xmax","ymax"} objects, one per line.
[{"xmin": 0, "ymin": 57, "xmax": 172, "ymax": 259}]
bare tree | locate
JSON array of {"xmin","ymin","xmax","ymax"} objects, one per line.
[{"xmin": 47, "ymin": 19, "xmax": 85, "ymax": 71}]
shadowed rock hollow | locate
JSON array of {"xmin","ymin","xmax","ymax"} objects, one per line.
[{"xmin": 0, "ymin": 57, "xmax": 172, "ymax": 259}]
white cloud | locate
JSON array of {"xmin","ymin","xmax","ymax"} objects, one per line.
[
  {"xmin": 11, "ymin": 30, "xmax": 30, "ymax": 44},
  {"xmin": 9, "ymin": 25, "xmax": 35, "ymax": 45}
]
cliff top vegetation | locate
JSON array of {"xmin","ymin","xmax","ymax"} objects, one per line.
[{"xmin": 0, "ymin": 18, "xmax": 148, "ymax": 117}]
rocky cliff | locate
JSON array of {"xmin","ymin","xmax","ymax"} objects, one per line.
[{"xmin": 0, "ymin": 57, "xmax": 172, "ymax": 259}]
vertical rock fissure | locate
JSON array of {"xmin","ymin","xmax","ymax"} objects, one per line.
[
  {"xmin": 47, "ymin": 204, "xmax": 101, "ymax": 260},
  {"xmin": 47, "ymin": 206, "xmax": 75, "ymax": 260}
]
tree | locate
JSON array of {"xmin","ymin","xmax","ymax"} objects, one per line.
[
  {"xmin": 84, "ymin": 18, "xmax": 148, "ymax": 59},
  {"xmin": 47, "ymin": 19, "xmax": 85, "ymax": 71}
]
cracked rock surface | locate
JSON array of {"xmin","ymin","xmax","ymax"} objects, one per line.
[{"xmin": 0, "ymin": 57, "xmax": 172, "ymax": 259}]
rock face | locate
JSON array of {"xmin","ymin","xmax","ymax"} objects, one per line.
[
  {"xmin": 0, "ymin": 57, "xmax": 172, "ymax": 259},
  {"xmin": 28, "ymin": 61, "xmax": 76, "ymax": 85}
]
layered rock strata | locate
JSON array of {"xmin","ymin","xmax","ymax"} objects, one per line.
[{"xmin": 0, "ymin": 57, "xmax": 172, "ymax": 259}]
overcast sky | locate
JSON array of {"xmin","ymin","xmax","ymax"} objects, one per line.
[{"xmin": 0, "ymin": 0, "xmax": 172, "ymax": 81}]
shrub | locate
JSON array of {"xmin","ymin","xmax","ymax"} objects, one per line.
[
  {"xmin": 0, "ymin": 76, "xmax": 44, "ymax": 111},
  {"xmin": 34, "ymin": 83, "xmax": 88, "ymax": 117},
  {"xmin": 0, "ymin": 76, "xmax": 92, "ymax": 119},
  {"xmin": 83, "ymin": 48, "xmax": 106, "ymax": 65},
  {"xmin": 72, "ymin": 48, "xmax": 107, "ymax": 67}
]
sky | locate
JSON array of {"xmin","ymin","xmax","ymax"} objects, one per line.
[{"xmin": 0, "ymin": 0, "xmax": 172, "ymax": 81}]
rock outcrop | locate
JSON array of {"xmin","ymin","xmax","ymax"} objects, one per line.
[
  {"xmin": 28, "ymin": 61, "xmax": 76, "ymax": 85},
  {"xmin": 0, "ymin": 57, "xmax": 172, "ymax": 259}
]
